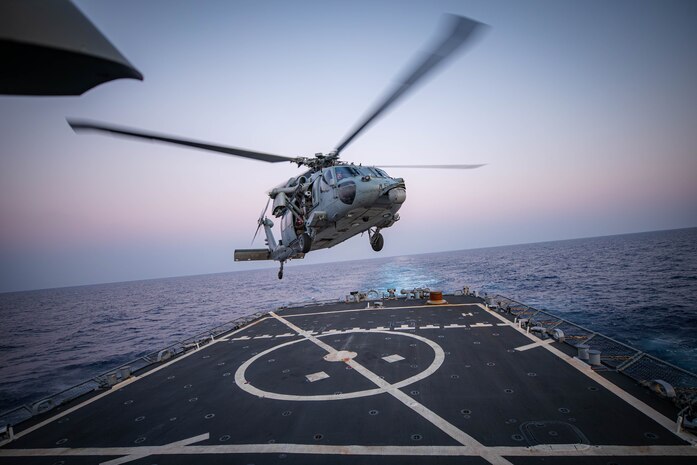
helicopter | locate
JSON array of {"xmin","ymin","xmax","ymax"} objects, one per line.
[{"xmin": 68, "ymin": 14, "xmax": 487, "ymax": 279}]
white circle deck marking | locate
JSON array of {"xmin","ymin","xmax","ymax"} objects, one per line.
[{"xmin": 234, "ymin": 330, "xmax": 444, "ymax": 401}]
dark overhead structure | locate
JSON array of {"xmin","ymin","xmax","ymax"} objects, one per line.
[{"xmin": 0, "ymin": 0, "xmax": 143, "ymax": 96}]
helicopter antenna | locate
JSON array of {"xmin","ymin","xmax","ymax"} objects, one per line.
[{"xmin": 334, "ymin": 14, "xmax": 486, "ymax": 156}]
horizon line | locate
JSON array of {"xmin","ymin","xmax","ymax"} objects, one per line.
[{"xmin": 2, "ymin": 225, "xmax": 694, "ymax": 295}]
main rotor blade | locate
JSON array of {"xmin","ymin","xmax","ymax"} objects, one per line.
[
  {"xmin": 334, "ymin": 15, "xmax": 486, "ymax": 156},
  {"xmin": 377, "ymin": 164, "xmax": 485, "ymax": 169},
  {"xmin": 68, "ymin": 119, "xmax": 296, "ymax": 163}
]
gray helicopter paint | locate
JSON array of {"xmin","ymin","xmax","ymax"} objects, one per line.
[{"xmin": 271, "ymin": 167, "xmax": 405, "ymax": 253}]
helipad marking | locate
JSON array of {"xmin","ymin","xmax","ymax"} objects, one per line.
[
  {"xmin": 514, "ymin": 339, "xmax": 555, "ymax": 351},
  {"xmin": 218, "ymin": 317, "xmax": 270, "ymax": 342},
  {"xmin": 267, "ymin": 312, "xmax": 513, "ymax": 465},
  {"xmin": 306, "ymin": 371, "xmax": 330, "ymax": 382},
  {"xmin": 382, "ymin": 354, "xmax": 405, "ymax": 363},
  {"xmin": 234, "ymin": 329, "xmax": 444, "ymax": 401},
  {"xmin": 282, "ymin": 303, "xmax": 479, "ymax": 318}
]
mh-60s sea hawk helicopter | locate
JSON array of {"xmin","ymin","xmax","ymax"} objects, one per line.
[{"xmin": 68, "ymin": 15, "xmax": 486, "ymax": 279}]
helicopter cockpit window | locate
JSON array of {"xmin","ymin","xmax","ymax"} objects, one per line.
[
  {"xmin": 356, "ymin": 167, "xmax": 375, "ymax": 177},
  {"xmin": 320, "ymin": 169, "xmax": 332, "ymax": 192},
  {"xmin": 335, "ymin": 166, "xmax": 357, "ymax": 181},
  {"xmin": 322, "ymin": 168, "xmax": 334, "ymax": 185},
  {"xmin": 375, "ymin": 168, "xmax": 389, "ymax": 178}
]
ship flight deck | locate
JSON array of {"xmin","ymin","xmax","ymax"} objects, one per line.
[{"xmin": 1, "ymin": 292, "xmax": 696, "ymax": 464}]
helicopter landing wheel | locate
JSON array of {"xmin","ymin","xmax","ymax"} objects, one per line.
[
  {"xmin": 370, "ymin": 232, "xmax": 384, "ymax": 252},
  {"xmin": 299, "ymin": 233, "xmax": 312, "ymax": 254},
  {"xmin": 278, "ymin": 262, "xmax": 284, "ymax": 280}
]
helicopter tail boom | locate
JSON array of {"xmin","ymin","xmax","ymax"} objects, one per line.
[
  {"xmin": 234, "ymin": 249, "xmax": 306, "ymax": 262},
  {"xmin": 234, "ymin": 249, "xmax": 272, "ymax": 261}
]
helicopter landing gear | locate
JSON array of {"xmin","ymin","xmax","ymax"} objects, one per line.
[
  {"xmin": 278, "ymin": 261, "xmax": 284, "ymax": 280},
  {"xmin": 298, "ymin": 233, "xmax": 312, "ymax": 254},
  {"xmin": 369, "ymin": 228, "xmax": 384, "ymax": 252}
]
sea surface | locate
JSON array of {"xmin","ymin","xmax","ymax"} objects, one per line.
[{"xmin": 1, "ymin": 227, "xmax": 695, "ymax": 414}]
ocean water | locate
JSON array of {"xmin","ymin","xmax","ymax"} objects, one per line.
[{"xmin": 0, "ymin": 227, "xmax": 695, "ymax": 414}]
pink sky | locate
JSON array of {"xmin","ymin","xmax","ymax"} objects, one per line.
[{"xmin": 1, "ymin": 0, "xmax": 696, "ymax": 291}]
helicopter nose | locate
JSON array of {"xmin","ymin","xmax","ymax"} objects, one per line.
[{"xmin": 388, "ymin": 187, "xmax": 407, "ymax": 204}]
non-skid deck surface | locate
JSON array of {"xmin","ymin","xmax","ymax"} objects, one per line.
[{"xmin": 1, "ymin": 295, "xmax": 694, "ymax": 465}]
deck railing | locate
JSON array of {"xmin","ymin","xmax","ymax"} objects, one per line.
[{"xmin": 489, "ymin": 294, "xmax": 697, "ymax": 411}]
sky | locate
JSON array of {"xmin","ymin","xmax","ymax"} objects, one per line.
[{"xmin": 1, "ymin": 0, "xmax": 696, "ymax": 292}]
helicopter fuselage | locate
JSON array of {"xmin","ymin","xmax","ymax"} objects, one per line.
[{"xmin": 274, "ymin": 165, "xmax": 406, "ymax": 252}]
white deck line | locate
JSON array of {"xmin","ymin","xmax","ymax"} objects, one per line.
[
  {"xmin": 281, "ymin": 303, "xmax": 479, "ymax": 318},
  {"xmin": 1, "ymin": 443, "xmax": 695, "ymax": 460},
  {"xmin": 514, "ymin": 339, "xmax": 555, "ymax": 352},
  {"xmin": 217, "ymin": 316, "xmax": 270, "ymax": 341},
  {"xmin": 99, "ymin": 433, "xmax": 210, "ymax": 465},
  {"xmin": 476, "ymin": 304, "xmax": 697, "ymax": 446},
  {"xmin": 269, "ymin": 311, "xmax": 512, "ymax": 465}
]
